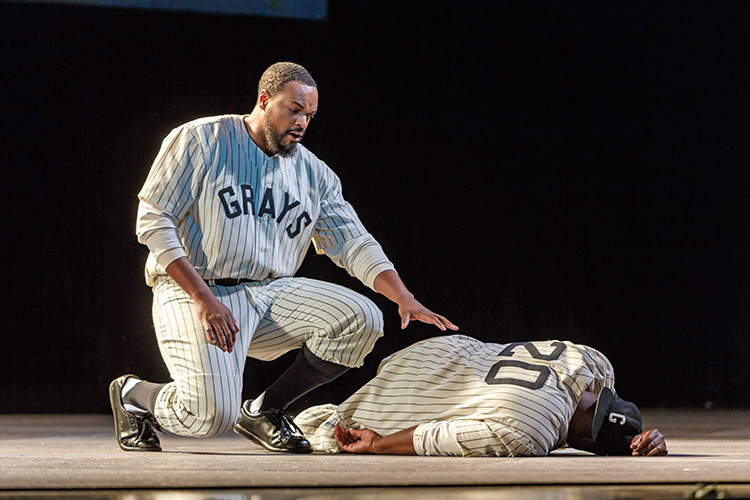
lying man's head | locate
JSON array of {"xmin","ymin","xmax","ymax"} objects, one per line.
[{"xmin": 567, "ymin": 388, "xmax": 643, "ymax": 455}]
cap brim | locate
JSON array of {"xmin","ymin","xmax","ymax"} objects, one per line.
[{"xmin": 591, "ymin": 387, "xmax": 615, "ymax": 441}]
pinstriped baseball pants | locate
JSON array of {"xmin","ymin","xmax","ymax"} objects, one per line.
[{"xmin": 149, "ymin": 276, "xmax": 384, "ymax": 438}]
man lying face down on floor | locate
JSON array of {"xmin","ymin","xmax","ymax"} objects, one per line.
[{"xmin": 293, "ymin": 335, "xmax": 668, "ymax": 457}]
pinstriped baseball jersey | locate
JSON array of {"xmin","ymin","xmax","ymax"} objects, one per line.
[
  {"xmin": 136, "ymin": 114, "xmax": 393, "ymax": 288},
  {"xmin": 295, "ymin": 335, "xmax": 615, "ymax": 456}
]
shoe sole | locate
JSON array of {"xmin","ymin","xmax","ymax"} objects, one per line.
[
  {"xmin": 233, "ymin": 423, "xmax": 313, "ymax": 453},
  {"xmin": 109, "ymin": 376, "xmax": 161, "ymax": 452}
]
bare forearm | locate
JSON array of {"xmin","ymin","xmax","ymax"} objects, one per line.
[
  {"xmin": 371, "ymin": 426, "xmax": 418, "ymax": 455},
  {"xmin": 373, "ymin": 269, "xmax": 413, "ymax": 304},
  {"xmin": 336, "ymin": 425, "xmax": 417, "ymax": 455},
  {"xmin": 165, "ymin": 256, "xmax": 214, "ymax": 301}
]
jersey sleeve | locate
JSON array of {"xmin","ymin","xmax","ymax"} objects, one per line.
[
  {"xmin": 311, "ymin": 173, "xmax": 395, "ymax": 290},
  {"xmin": 138, "ymin": 228, "xmax": 187, "ymax": 270},
  {"xmin": 136, "ymin": 124, "xmax": 207, "ymax": 231},
  {"xmin": 413, "ymin": 420, "xmax": 463, "ymax": 456},
  {"xmin": 454, "ymin": 419, "xmax": 538, "ymax": 457}
]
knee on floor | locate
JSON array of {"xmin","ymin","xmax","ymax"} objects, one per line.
[{"xmin": 175, "ymin": 399, "xmax": 240, "ymax": 438}]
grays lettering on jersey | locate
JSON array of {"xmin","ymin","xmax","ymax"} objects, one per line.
[
  {"xmin": 294, "ymin": 335, "xmax": 615, "ymax": 457},
  {"xmin": 136, "ymin": 115, "xmax": 394, "ymax": 288}
]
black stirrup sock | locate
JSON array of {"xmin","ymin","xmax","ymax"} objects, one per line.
[{"xmin": 259, "ymin": 345, "xmax": 350, "ymax": 411}]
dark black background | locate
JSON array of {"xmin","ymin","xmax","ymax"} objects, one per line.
[{"xmin": 1, "ymin": 1, "xmax": 747, "ymax": 414}]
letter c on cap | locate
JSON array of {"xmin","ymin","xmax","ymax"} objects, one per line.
[{"xmin": 608, "ymin": 412, "xmax": 627, "ymax": 425}]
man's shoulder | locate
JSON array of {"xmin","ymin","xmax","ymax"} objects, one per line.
[
  {"xmin": 385, "ymin": 335, "xmax": 489, "ymax": 362},
  {"xmin": 169, "ymin": 115, "xmax": 246, "ymax": 150},
  {"xmin": 180, "ymin": 114, "xmax": 243, "ymax": 131},
  {"xmin": 288, "ymin": 145, "xmax": 335, "ymax": 182}
]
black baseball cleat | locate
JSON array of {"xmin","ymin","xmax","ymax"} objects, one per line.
[
  {"xmin": 233, "ymin": 402, "xmax": 313, "ymax": 453},
  {"xmin": 109, "ymin": 375, "xmax": 162, "ymax": 452}
]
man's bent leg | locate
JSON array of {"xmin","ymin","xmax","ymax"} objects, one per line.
[
  {"xmin": 235, "ymin": 278, "xmax": 384, "ymax": 452},
  {"xmin": 148, "ymin": 277, "xmax": 259, "ymax": 438},
  {"xmin": 248, "ymin": 277, "xmax": 384, "ymax": 406},
  {"xmin": 248, "ymin": 278, "xmax": 384, "ymax": 370}
]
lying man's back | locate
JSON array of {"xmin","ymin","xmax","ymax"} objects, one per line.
[{"xmin": 295, "ymin": 334, "xmax": 619, "ymax": 456}]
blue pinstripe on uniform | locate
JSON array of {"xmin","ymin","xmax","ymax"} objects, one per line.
[
  {"xmin": 295, "ymin": 335, "xmax": 615, "ymax": 456},
  {"xmin": 137, "ymin": 115, "xmax": 392, "ymax": 438}
]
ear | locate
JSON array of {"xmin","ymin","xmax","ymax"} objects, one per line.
[{"xmin": 258, "ymin": 90, "xmax": 270, "ymax": 110}]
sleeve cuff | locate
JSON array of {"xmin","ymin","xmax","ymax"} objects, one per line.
[
  {"xmin": 140, "ymin": 227, "xmax": 187, "ymax": 270},
  {"xmin": 316, "ymin": 234, "xmax": 395, "ymax": 291},
  {"xmin": 413, "ymin": 421, "xmax": 463, "ymax": 456},
  {"xmin": 155, "ymin": 247, "xmax": 188, "ymax": 270}
]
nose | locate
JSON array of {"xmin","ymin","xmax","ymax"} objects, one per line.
[{"xmin": 295, "ymin": 114, "xmax": 310, "ymax": 130}]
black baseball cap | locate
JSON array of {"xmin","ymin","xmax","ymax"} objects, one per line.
[{"xmin": 591, "ymin": 387, "xmax": 643, "ymax": 456}]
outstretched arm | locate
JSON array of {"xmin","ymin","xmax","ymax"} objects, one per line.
[
  {"xmin": 335, "ymin": 425, "xmax": 417, "ymax": 455},
  {"xmin": 630, "ymin": 429, "xmax": 668, "ymax": 456},
  {"xmin": 373, "ymin": 270, "xmax": 458, "ymax": 331}
]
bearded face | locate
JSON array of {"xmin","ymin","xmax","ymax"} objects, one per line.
[
  {"xmin": 259, "ymin": 81, "xmax": 318, "ymax": 158},
  {"xmin": 262, "ymin": 114, "xmax": 300, "ymax": 158}
]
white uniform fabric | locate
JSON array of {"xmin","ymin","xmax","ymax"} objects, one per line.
[
  {"xmin": 413, "ymin": 420, "xmax": 463, "ymax": 456},
  {"xmin": 294, "ymin": 335, "xmax": 615, "ymax": 456},
  {"xmin": 137, "ymin": 114, "xmax": 394, "ymax": 288},
  {"xmin": 135, "ymin": 115, "xmax": 394, "ymax": 438}
]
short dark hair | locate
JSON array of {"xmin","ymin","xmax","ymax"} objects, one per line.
[{"xmin": 258, "ymin": 62, "xmax": 317, "ymax": 99}]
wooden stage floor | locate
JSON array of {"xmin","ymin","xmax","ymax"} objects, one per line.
[{"xmin": 1, "ymin": 409, "xmax": 749, "ymax": 499}]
